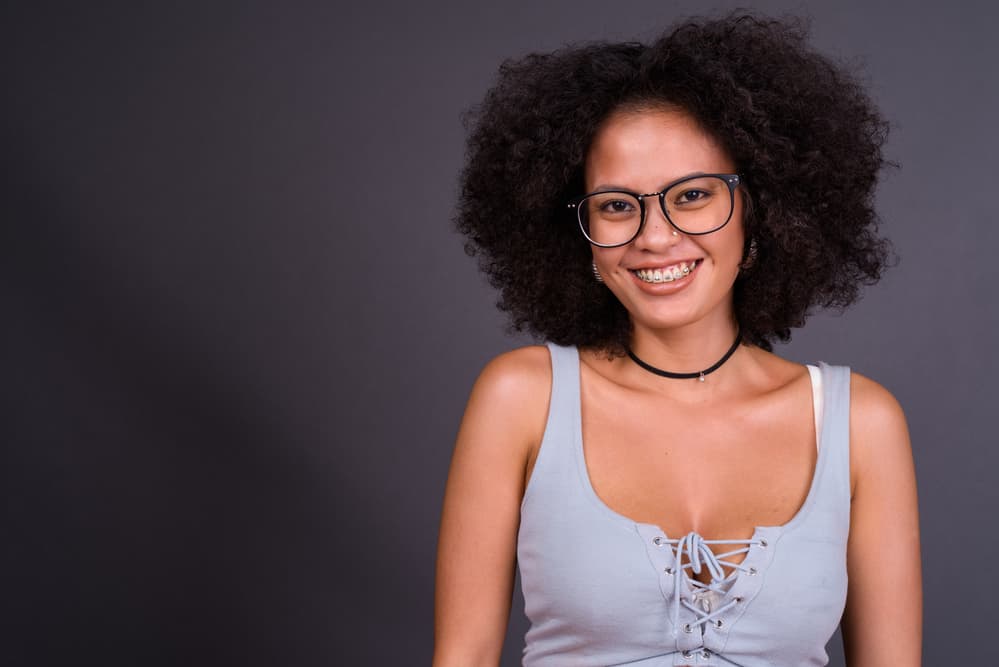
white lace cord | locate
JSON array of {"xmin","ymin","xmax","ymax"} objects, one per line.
[{"xmin": 659, "ymin": 531, "xmax": 763, "ymax": 638}]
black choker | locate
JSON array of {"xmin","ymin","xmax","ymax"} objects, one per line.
[{"xmin": 627, "ymin": 331, "xmax": 742, "ymax": 382}]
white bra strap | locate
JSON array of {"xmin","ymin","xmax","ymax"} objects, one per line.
[{"xmin": 806, "ymin": 364, "xmax": 823, "ymax": 452}]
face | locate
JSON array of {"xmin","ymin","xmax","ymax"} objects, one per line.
[{"xmin": 585, "ymin": 107, "xmax": 745, "ymax": 335}]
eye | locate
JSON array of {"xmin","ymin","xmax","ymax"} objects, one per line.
[
  {"xmin": 585, "ymin": 193, "xmax": 640, "ymax": 220},
  {"xmin": 674, "ymin": 188, "xmax": 711, "ymax": 205},
  {"xmin": 599, "ymin": 198, "xmax": 636, "ymax": 213}
]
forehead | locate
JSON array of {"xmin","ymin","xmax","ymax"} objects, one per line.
[{"xmin": 584, "ymin": 108, "xmax": 734, "ymax": 191}]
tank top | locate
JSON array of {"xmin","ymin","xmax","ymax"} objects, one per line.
[{"xmin": 517, "ymin": 343, "xmax": 851, "ymax": 666}]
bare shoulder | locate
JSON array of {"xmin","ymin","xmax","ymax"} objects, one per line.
[
  {"xmin": 460, "ymin": 345, "xmax": 553, "ymax": 457},
  {"xmin": 473, "ymin": 345, "xmax": 552, "ymax": 399},
  {"xmin": 847, "ymin": 371, "xmax": 914, "ymax": 495},
  {"xmin": 470, "ymin": 345, "xmax": 552, "ymax": 424},
  {"xmin": 849, "ymin": 371, "xmax": 909, "ymax": 438}
]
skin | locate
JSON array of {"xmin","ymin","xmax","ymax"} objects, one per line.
[{"xmin": 434, "ymin": 108, "xmax": 922, "ymax": 666}]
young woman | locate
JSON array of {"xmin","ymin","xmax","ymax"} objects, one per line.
[{"xmin": 435, "ymin": 14, "xmax": 921, "ymax": 667}]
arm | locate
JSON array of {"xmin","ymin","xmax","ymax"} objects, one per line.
[
  {"xmin": 433, "ymin": 347, "xmax": 551, "ymax": 667},
  {"xmin": 841, "ymin": 373, "xmax": 922, "ymax": 666}
]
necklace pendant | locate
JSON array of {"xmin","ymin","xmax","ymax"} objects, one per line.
[{"xmin": 699, "ymin": 372, "xmax": 705, "ymax": 382}]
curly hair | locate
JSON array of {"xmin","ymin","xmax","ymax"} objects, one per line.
[{"xmin": 455, "ymin": 13, "xmax": 892, "ymax": 354}]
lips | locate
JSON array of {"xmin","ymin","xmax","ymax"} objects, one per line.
[{"xmin": 630, "ymin": 259, "xmax": 700, "ymax": 283}]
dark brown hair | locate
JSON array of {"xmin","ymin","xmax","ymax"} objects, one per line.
[{"xmin": 456, "ymin": 13, "xmax": 892, "ymax": 353}]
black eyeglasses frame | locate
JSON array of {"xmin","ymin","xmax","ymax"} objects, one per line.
[{"xmin": 567, "ymin": 173, "xmax": 742, "ymax": 248}]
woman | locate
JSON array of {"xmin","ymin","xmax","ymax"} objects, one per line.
[{"xmin": 435, "ymin": 14, "xmax": 921, "ymax": 667}]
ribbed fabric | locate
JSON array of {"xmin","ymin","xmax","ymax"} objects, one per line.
[{"xmin": 517, "ymin": 344, "xmax": 851, "ymax": 667}]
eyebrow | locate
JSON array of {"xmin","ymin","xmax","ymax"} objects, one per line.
[{"xmin": 589, "ymin": 171, "xmax": 711, "ymax": 194}]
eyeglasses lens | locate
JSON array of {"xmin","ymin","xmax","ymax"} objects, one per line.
[{"xmin": 579, "ymin": 175, "xmax": 734, "ymax": 245}]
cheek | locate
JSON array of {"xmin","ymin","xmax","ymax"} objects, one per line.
[
  {"xmin": 591, "ymin": 248, "xmax": 623, "ymax": 273},
  {"xmin": 591, "ymin": 250, "xmax": 631, "ymax": 300},
  {"xmin": 717, "ymin": 222, "xmax": 747, "ymax": 265}
]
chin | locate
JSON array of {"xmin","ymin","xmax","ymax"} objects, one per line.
[
  {"xmin": 624, "ymin": 294, "xmax": 735, "ymax": 334},
  {"xmin": 630, "ymin": 308, "xmax": 704, "ymax": 332}
]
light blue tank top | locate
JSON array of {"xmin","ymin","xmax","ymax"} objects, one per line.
[{"xmin": 517, "ymin": 344, "xmax": 851, "ymax": 666}]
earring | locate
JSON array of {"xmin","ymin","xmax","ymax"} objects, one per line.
[
  {"xmin": 592, "ymin": 261, "xmax": 604, "ymax": 283},
  {"xmin": 740, "ymin": 238, "xmax": 759, "ymax": 270},
  {"xmin": 672, "ymin": 230, "xmax": 679, "ymax": 237}
]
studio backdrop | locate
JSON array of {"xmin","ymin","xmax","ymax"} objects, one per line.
[{"xmin": 2, "ymin": 1, "xmax": 995, "ymax": 665}]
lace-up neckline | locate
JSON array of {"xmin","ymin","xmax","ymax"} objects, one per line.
[{"xmin": 654, "ymin": 531, "xmax": 767, "ymax": 640}]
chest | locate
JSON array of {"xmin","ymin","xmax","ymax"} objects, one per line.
[{"xmin": 579, "ymin": 374, "xmax": 817, "ymax": 584}]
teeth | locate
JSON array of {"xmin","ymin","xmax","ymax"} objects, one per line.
[{"xmin": 634, "ymin": 260, "xmax": 698, "ymax": 284}]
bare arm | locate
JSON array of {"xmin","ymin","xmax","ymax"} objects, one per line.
[
  {"xmin": 841, "ymin": 373, "xmax": 922, "ymax": 666},
  {"xmin": 433, "ymin": 347, "xmax": 551, "ymax": 667}
]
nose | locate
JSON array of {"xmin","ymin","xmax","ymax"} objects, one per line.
[{"xmin": 632, "ymin": 201, "xmax": 680, "ymax": 249}]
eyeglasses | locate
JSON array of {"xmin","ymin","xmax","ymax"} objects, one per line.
[{"xmin": 567, "ymin": 173, "xmax": 741, "ymax": 247}]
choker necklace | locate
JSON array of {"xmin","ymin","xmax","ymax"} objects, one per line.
[{"xmin": 627, "ymin": 331, "xmax": 742, "ymax": 382}]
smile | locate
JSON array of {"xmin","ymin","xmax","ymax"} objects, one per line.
[{"xmin": 631, "ymin": 260, "xmax": 699, "ymax": 284}]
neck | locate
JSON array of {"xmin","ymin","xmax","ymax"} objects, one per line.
[{"xmin": 628, "ymin": 316, "xmax": 741, "ymax": 378}]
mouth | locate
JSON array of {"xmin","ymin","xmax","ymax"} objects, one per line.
[{"xmin": 629, "ymin": 259, "xmax": 700, "ymax": 284}]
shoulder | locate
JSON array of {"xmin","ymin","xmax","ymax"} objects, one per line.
[
  {"xmin": 848, "ymin": 371, "xmax": 908, "ymax": 436},
  {"xmin": 469, "ymin": 345, "xmax": 553, "ymax": 421},
  {"xmin": 846, "ymin": 370, "xmax": 913, "ymax": 496},
  {"xmin": 473, "ymin": 345, "xmax": 552, "ymax": 397},
  {"xmin": 459, "ymin": 345, "xmax": 553, "ymax": 454}
]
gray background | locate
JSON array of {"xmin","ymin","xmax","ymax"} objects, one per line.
[{"xmin": 1, "ymin": 0, "xmax": 994, "ymax": 665}]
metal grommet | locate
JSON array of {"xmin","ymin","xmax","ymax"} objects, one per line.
[
  {"xmin": 758, "ymin": 538, "xmax": 768, "ymax": 549},
  {"xmin": 664, "ymin": 566, "xmax": 674, "ymax": 575},
  {"xmin": 733, "ymin": 596, "xmax": 744, "ymax": 603},
  {"xmin": 714, "ymin": 619, "xmax": 724, "ymax": 628},
  {"xmin": 682, "ymin": 623, "xmax": 693, "ymax": 633},
  {"xmin": 702, "ymin": 649, "xmax": 712, "ymax": 658},
  {"xmin": 748, "ymin": 567, "xmax": 758, "ymax": 576},
  {"xmin": 653, "ymin": 536, "xmax": 663, "ymax": 546},
  {"xmin": 682, "ymin": 650, "xmax": 694, "ymax": 659}
]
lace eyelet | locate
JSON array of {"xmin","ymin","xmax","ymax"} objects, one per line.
[
  {"xmin": 758, "ymin": 538, "xmax": 768, "ymax": 549},
  {"xmin": 733, "ymin": 596, "xmax": 744, "ymax": 603},
  {"xmin": 702, "ymin": 649, "xmax": 712, "ymax": 658},
  {"xmin": 714, "ymin": 619, "xmax": 724, "ymax": 628},
  {"xmin": 664, "ymin": 566, "xmax": 674, "ymax": 575},
  {"xmin": 682, "ymin": 623, "xmax": 693, "ymax": 633},
  {"xmin": 653, "ymin": 536, "xmax": 663, "ymax": 546},
  {"xmin": 682, "ymin": 650, "xmax": 694, "ymax": 658},
  {"xmin": 748, "ymin": 567, "xmax": 758, "ymax": 576}
]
